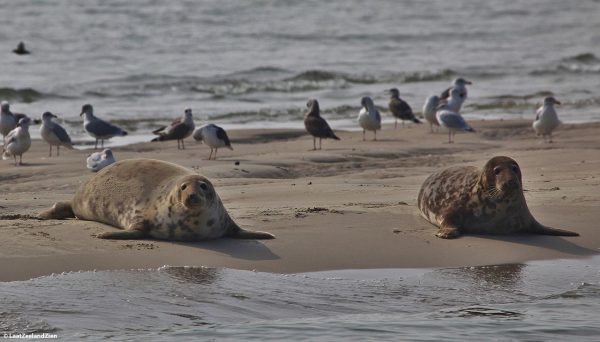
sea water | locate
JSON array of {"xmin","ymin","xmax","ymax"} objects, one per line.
[{"xmin": 1, "ymin": 256, "xmax": 600, "ymax": 341}]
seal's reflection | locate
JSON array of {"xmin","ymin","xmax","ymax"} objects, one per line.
[{"xmin": 163, "ymin": 266, "xmax": 219, "ymax": 285}]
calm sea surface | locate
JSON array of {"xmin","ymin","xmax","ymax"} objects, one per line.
[
  {"xmin": 1, "ymin": 257, "xmax": 600, "ymax": 341},
  {"xmin": 1, "ymin": 0, "xmax": 599, "ymax": 145}
]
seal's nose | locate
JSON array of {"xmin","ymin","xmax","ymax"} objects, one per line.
[
  {"xmin": 506, "ymin": 179, "xmax": 519, "ymax": 189},
  {"xmin": 186, "ymin": 193, "xmax": 202, "ymax": 207}
]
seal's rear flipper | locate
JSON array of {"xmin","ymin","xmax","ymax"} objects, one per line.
[
  {"xmin": 231, "ymin": 229, "xmax": 275, "ymax": 239},
  {"xmin": 531, "ymin": 222, "xmax": 579, "ymax": 236},
  {"xmin": 436, "ymin": 226, "xmax": 461, "ymax": 239},
  {"xmin": 38, "ymin": 202, "xmax": 75, "ymax": 220}
]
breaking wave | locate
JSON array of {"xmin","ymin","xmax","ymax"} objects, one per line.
[
  {"xmin": 0, "ymin": 88, "xmax": 45, "ymax": 103},
  {"xmin": 530, "ymin": 53, "xmax": 600, "ymax": 75}
]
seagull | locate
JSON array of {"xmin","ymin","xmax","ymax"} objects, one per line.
[
  {"xmin": 533, "ymin": 96, "xmax": 562, "ymax": 143},
  {"xmin": 193, "ymin": 124, "xmax": 233, "ymax": 160},
  {"xmin": 303, "ymin": 99, "xmax": 340, "ymax": 150},
  {"xmin": 357, "ymin": 96, "xmax": 381, "ymax": 141},
  {"xmin": 2, "ymin": 117, "xmax": 31, "ymax": 165},
  {"xmin": 436, "ymin": 88, "xmax": 475, "ymax": 143},
  {"xmin": 0, "ymin": 101, "xmax": 31, "ymax": 143},
  {"xmin": 440, "ymin": 77, "xmax": 471, "ymax": 112},
  {"xmin": 151, "ymin": 108, "xmax": 195, "ymax": 149},
  {"xmin": 86, "ymin": 148, "xmax": 115, "ymax": 172},
  {"xmin": 80, "ymin": 104, "xmax": 128, "ymax": 150},
  {"xmin": 386, "ymin": 88, "xmax": 421, "ymax": 128},
  {"xmin": 12, "ymin": 42, "xmax": 30, "ymax": 55},
  {"xmin": 422, "ymin": 95, "xmax": 441, "ymax": 132},
  {"xmin": 40, "ymin": 112, "xmax": 73, "ymax": 157}
]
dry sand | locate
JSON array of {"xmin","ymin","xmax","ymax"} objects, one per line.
[{"xmin": 1, "ymin": 120, "xmax": 598, "ymax": 281}]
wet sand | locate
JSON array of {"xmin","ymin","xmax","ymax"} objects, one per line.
[{"xmin": 0, "ymin": 120, "xmax": 598, "ymax": 281}]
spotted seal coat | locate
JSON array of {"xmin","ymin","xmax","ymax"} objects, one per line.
[
  {"xmin": 417, "ymin": 156, "xmax": 579, "ymax": 239},
  {"xmin": 39, "ymin": 158, "xmax": 274, "ymax": 241}
]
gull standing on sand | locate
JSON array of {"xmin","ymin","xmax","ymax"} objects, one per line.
[
  {"xmin": 86, "ymin": 148, "xmax": 115, "ymax": 172},
  {"xmin": 357, "ymin": 96, "xmax": 381, "ymax": 141},
  {"xmin": 440, "ymin": 78, "xmax": 472, "ymax": 111},
  {"xmin": 304, "ymin": 99, "xmax": 340, "ymax": 150},
  {"xmin": 422, "ymin": 95, "xmax": 441, "ymax": 132},
  {"xmin": 436, "ymin": 88, "xmax": 475, "ymax": 143},
  {"xmin": 40, "ymin": 112, "xmax": 73, "ymax": 157},
  {"xmin": 422, "ymin": 78, "xmax": 470, "ymax": 132},
  {"xmin": 2, "ymin": 117, "xmax": 31, "ymax": 165},
  {"xmin": 151, "ymin": 108, "xmax": 195, "ymax": 149},
  {"xmin": 533, "ymin": 96, "xmax": 562, "ymax": 143},
  {"xmin": 0, "ymin": 101, "xmax": 31, "ymax": 143},
  {"xmin": 386, "ymin": 88, "xmax": 421, "ymax": 128},
  {"xmin": 80, "ymin": 104, "xmax": 128, "ymax": 150},
  {"xmin": 193, "ymin": 124, "xmax": 233, "ymax": 160}
]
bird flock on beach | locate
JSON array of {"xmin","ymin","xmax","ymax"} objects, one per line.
[
  {"xmin": 305, "ymin": 77, "xmax": 561, "ymax": 148},
  {"xmin": 1, "ymin": 73, "xmax": 563, "ymax": 168}
]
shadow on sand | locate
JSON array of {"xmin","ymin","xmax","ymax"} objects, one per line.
[
  {"xmin": 175, "ymin": 238, "xmax": 280, "ymax": 261},
  {"xmin": 474, "ymin": 234, "xmax": 597, "ymax": 256}
]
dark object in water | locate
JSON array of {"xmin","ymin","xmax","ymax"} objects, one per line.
[{"xmin": 13, "ymin": 42, "xmax": 30, "ymax": 55}]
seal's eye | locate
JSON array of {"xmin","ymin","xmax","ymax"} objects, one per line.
[
  {"xmin": 493, "ymin": 167, "xmax": 502, "ymax": 176},
  {"xmin": 199, "ymin": 182, "xmax": 208, "ymax": 191},
  {"xmin": 181, "ymin": 184, "xmax": 187, "ymax": 191},
  {"xmin": 511, "ymin": 165, "xmax": 519, "ymax": 173}
]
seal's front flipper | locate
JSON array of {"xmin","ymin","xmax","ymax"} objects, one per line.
[
  {"xmin": 231, "ymin": 229, "xmax": 275, "ymax": 240},
  {"xmin": 97, "ymin": 222, "xmax": 147, "ymax": 240},
  {"xmin": 530, "ymin": 222, "xmax": 579, "ymax": 237},
  {"xmin": 436, "ymin": 226, "xmax": 460, "ymax": 239},
  {"xmin": 38, "ymin": 202, "xmax": 75, "ymax": 220},
  {"xmin": 226, "ymin": 219, "xmax": 274, "ymax": 240}
]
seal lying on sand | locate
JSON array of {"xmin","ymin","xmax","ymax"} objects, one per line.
[
  {"xmin": 39, "ymin": 159, "xmax": 274, "ymax": 241},
  {"xmin": 417, "ymin": 156, "xmax": 579, "ymax": 239}
]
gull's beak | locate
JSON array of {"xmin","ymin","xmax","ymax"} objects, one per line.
[
  {"xmin": 554, "ymin": 100, "xmax": 561, "ymax": 105},
  {"xmin": 51, "ymin": 113, "xmax": 58, "ymax": 118},
  {"xmin": 79, "ymin": 112, "xmax": 84, "ymax": 116},
  {"xmin": 466, "ymin": 80, "xmax": 473, "ymax": 85}
]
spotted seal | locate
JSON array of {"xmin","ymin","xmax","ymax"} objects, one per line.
[
  {"xmin": 417, "ymin": 156, "xmax": 578, "ymax": 239},
  {"xmin": 39, "ymin": 158, "xmax": 274, "ymax": 241}
]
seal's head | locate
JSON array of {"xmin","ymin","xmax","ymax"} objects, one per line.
[
  {"xmin": 173, "ymin": 175, "xmax": 215, "ymax": 212},
  {"xmin": 479, "ymin": 156, "xmax": 522, "ymax": 198}
]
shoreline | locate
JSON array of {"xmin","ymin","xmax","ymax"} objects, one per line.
[
  {"xmin": 0, "ymin": 119, "xmax": 598, "ymax": 281},
  {"xmin": 27, "ymin": 115, "xmax": 600, "ymax": 150}
]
